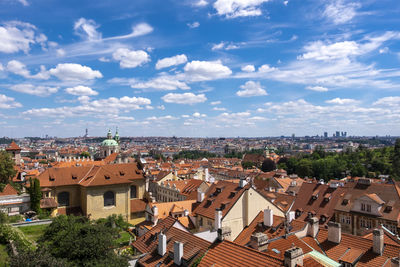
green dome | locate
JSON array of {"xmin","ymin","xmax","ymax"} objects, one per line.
[{"xmin": 101, "ymin": 139, "xmax": 119, "ymax": 147}]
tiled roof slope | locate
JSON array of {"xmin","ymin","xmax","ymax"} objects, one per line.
[
  {"xmin": 133, "ymin": 216, "xmax": 177, "ymax": 254},
  {"xmin": 194, "ymin": 180, "xmax": 249, "ymax": 219},
  {"xmin": 335, "ymin": 181, "xmax": 400, "ymax": 222},
  {"xmin": 234, "ymin": 211, "xmax": 306, "ymax": 246},
  {"xmin": 198, "ymin": 240, "xmax": 283, "ymax": 267},
  {"xmin": 291, "ymin": 182, "xmax": 347, "ymax": 224},
  {"xmin": 6, "ymin": 141, "xmax": 21, "ymax": 151},
  {"xmin": 38, "ymin": 163, "xmax": 144, "ymax": 188},
  {"xmin": 137, "ymin": 227, "xmax": 211, "ymax": 267},
  {"xmin": 0, "ymin": 184, "xmax": 18, "ymax": 196},
  {"xmin": 317, "ymin": 227, "xmax": 400, "ymax": 266}
]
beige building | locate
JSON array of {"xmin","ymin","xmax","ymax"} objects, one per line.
[
  {"xmin": 37, "ymin": 162, "xmax": 146, "ymax": 223},
  {"xmin": 194, "ymin": 179, "xmax": 285, "ymax": 240},
  {"xmin": 156, "ymin": 179, "xmax": 210, "ymax": 202}
]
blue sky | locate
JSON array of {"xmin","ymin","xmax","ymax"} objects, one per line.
[{"xmin": 0, "ymin": 0, "xmax": 400, "ymax": 137}]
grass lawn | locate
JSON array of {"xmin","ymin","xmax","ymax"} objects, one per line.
[
  {"xmin": 0, "ymin": 243, "xmax": 9, "ymax": 267},
  {"xmin": 18, "ymin": 224, "xmax": 49, "ymax": 242},
  {"xmin": 115, "ymin": 231, "xmax": 132, "ymax": 246}
]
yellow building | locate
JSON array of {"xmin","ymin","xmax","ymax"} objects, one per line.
[{"xmin": 37, "ymin": 162, "xmax": 146, "ymax": 223}]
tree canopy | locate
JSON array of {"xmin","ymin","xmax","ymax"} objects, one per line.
[
  {"xmin": 261, "ymin": 159, "xmax": 276, "ymax": 172},
  {"xmin": 0, "ymin": 151, "xmax": 16, "ymax": 190}
]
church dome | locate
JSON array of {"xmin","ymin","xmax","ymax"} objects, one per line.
[{"xmin": 101, "ymin": 139, "xmax": 119, "ymax": 147}]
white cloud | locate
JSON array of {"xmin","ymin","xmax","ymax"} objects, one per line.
[
  {"xmin": 283, "ymin": 1, "xmax": 288, "ymax": 6},
  {"xmin": 77, "ymin": 95, "xmax": 91, "ymax": 103},
  {"xmin": 56, "ymin": 49, "xmax": 66, "ymax": 57},
  {"xmin": 162, "ymin": 92, "xmax": 207, "ymax": 104},
  {"xmin": 17, "ymin": 0, "xmax": 29, "ymax": 6},
  {"xmin": 194, "ymin": 0, "xmax": 208, "ymax": 6},
  {"xmin": 210, "ymin": 101, "xmax": 221, "ymax": 105},
  {"xmin": 99, "ymin": 57, "xmax": 110, "ymax": 62},
  {"xmin": 74, "ymin": 18, "xmax": 102, "ymax": 41},
  {"xmin": 212, "ymin": 42, "xmax": 225, "ymax": 51},
  {"xmin": 306, "ymin": 86, "xmax": 329, "ymax": 92},
  {"xmin": 112, "ymin": 48, "xmax": 150, "ymax": 68},
  {"xmin": 155, "ymin": 54, "xmax": 188, "ymax": 70},
  {"xmin": 325, "ymin": 98, "xmax": 358, "ymax": 105},
  {"xmin": 213, "ymin": 107, "xmax": 227, "ymax": 111},
  {"xmin": 323, "ymin": 0, "xmax": 361, "ymax": 25},
  {"xmin": 299, "ymin": 41, "xmax": 359, "ymax": 61},
  {"xmin": 183, "ymin": 60, "xmax": 232, "ymax": 82},
  {"xmin": 103, "ymin": 23, "xmax": 153, "ymax": 41},
  {"xmin": 193, "ymin": 112, "xmax": 207, "ymax": 118},
  {"xmin": 157, "ymin": 105, "xmax": 165, "ymax": 110},
  {"xmin": 0, "ymin": 94, "xmax": 22, "ymax": 108},
  {"xmin": 65, "ymin": 85, "xmax": 98, "ymax": 96},
  {"xmin": 10, "ymin": 84, "xmax": 58, "ymax": 96},
  {"xmin": 241, "ymin": 65, "xmax": 255, "ymax": 72},
  {"xmin": 23, "ymin": 96, "xmax": 151, "ymax": 117},
  {"xmin": 187, "ymin": 22, "xmax": 200, "ymax": 28},
  {"xmin": 49, "ymin": 63, "xmax": 103, "ymax": 81},
  {"xmin": 212, "ymin": 41, "xmax": 240, "ymax": 51},
  {"xmin": 0, "ymin": 21, "xmax": 46, "ymax": 54},
  {"xmin": 7, "ymin": 60, "xmax": 50, "ymax": 79},
  {"xmin": 213, "ymin": 0, "xmax": 270, "ymax": 18},
  {"xmin": 236, "ymin": 81, "xmax": 267, "ymax": 97},
  {"xmin": 373, "ymin": 96, "xmax": 400, "ymax": 107},
  {"xmin": 131, "ymin": 75, "xmax": 190, "ymax": 91},
  {"xmin": 379, "ymin": 47, "xmax": 389, "ymax": 54}
]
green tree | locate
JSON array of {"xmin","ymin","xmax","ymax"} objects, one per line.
[
  {"xmin": 10, "ymin": 248, "xmax": 70, "ymax": 267},
  {"xmin": 0, "ymin": 150, "xmax": 16, "ymax": 190},
  {"xmin": 241, "ymin": 161, "xmax": 255, "ymax": 169},
  {"xmin": 261, "ymin": 159, "xmax": 276, "ymax": 172},
  {"xmin": 28, "ymin": 178, "xmax": 42, "ymax": 213},
  {"xmin": 39, "ymin": 215, "xmax": 128, "ymax": 267},
  {"xmin": 296, "ymin": 158, "xmax": 313, "ymax": 178},
  {"xmin": 392, "ymin": 139, "xmax": 400, "ymax": 179},
  {"xmin": 80, "ymin": 151, "xmax": 91, "ymax": 158}
]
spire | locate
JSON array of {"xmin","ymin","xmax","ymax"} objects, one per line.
[
  {"xmin": 107, "ymin": 129, "xmax": 112, "ymax": 139},
  {"xmin": 114, "ymin": 127, "xmax": 120, "ymax": 144}
]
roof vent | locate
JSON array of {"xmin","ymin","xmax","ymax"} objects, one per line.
[
  {"xmin": 105, "ymin": 175, "xmax": 110, "ymax": 180},
  {"xmin": 119, "ymin": 171, "xmax": 125, "ymax": 176},
  {"xmin": 49, "ymin": 175, "xmax": 55, "ymax": 181}
]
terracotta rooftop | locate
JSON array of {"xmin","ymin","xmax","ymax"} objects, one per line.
[
  {"xmin": 194, "ymin": 180, "xmax": 249, "ymax": 220},
  {"xmin": 5, "ymin": 141, "xmax": 21, "ymax": 151},
  {"xmin": 37, "ymin": 162, "xmax": 144, "ymax": 188},
  {"xmin": 149, "ymin": 200, "xmax": 197, "ymax": 219},
  {"xmin": 198, "ymin": 240, "xmax": 283, "ymax": 267},
  {"xmin": 131, "ymin": 199, "xmax": 147, "ymax": 213},
  {"xmin": 0, "ymin": 184, "xmax": 18, "ymax": 196},
  {"xmin": 137, "ymin": 226, "xmax": 211, "ymax": 267}
]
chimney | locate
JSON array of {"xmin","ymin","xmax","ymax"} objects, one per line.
[
  {"xmin": 284, "ymin": 247, "xmax": 304, "ymax": 267},
  {"xmin": 183, "ymin": 209, "xmax": 189, "ymax": 217},
  {"xmin": 174, "ymin": 241, "xmax": 183, "ymax": 265},
  {"xmin": 307, "ymin": 217, "xmax": 319, "ymax": 238},
  {"xmin": 327, "ymin": 221, "xmax": 341, "ymax": 244},
  {"xmin": 152, "ymin": 206, "xmax": 159, "ymax": 224},
  {"xmin": 250, "ymin": 232, "xmax": 269, "ymax": 251},
  {"xmin": 239, "ymin": 178, "xmax": 247, "ymax": 188},
  {"xmin": 373, "ymin": 228, "xmax": 384, "ymax": 255},
  {"xmin": 287, "ymin": 211, "xmax": 295, "ymax": 223},
  {"xmin": 205, "ymin": 168, "xmax": 209, "ymax": 182},
  {"xmin": 391, "ymin": 254, "xmax": 400, "ymax": 267},
  {"xmin": 214, "ymin": 208, "xmax": 222, "ymax": 230},
  {"xmin": 197, "ymin": 189, "xmax": 205, "ymax": 203},
  {"xmin": 263, "ymin": 209, "xmax": 273, "ymax": 227},
  {"xmin": 217, "ymin": 226, "xmax": 232, "ymax": 241},
  {"xmin": 158, "ymin": 233, "xmax": 167, "ymax": 256}
]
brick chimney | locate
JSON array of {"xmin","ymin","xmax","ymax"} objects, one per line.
[
  {"xmin": 217, "ymin": 226, "xmax": 232, "ymax": 241},
  {"xmin": 328, "ymin": 221, "xmax": 341, "ymax": 244},
  {"xmin": 214, "ymin": 208, "xmax": 222, "ymax": 230},
  {"xmin": 174, "ymin": 241, "xmax": 183, "ymax": 265},
  {"xmin": 307, "ymin": 217, "xmax": 319, "ymax": 238},
  {"xmin": 284, "ymin": 247, "xmax": 304, "ymax": 267},
  {"xmin": 158, "ymin": 232, "xmax": 167, "ymax": 256},
  {"xmin": 197, "ymin": 189, "xmax": 205, "ymax": 203},
  {"xmin": 250, "ymin": 232, "xmax": 269, "ymax": 251},
  {"xmin": 286, "ymin": 211, "xmax": 295, "ymax": 223},
  {"xmin": 373, "ymin": 228, "xmax": 384, "ymax": 255},
  {"xmin": 263, "ymin": 208, "xmax": 273, "ymax": 227}
]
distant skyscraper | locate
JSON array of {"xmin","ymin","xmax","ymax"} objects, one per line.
[
  {"xmin": 84, "ymin": 128, "xmax": 88, "ymax": 138},
  {"xmin": 324, "ymin": 132, "xmax": 328, "ymax": 138},
  {"xmin": 336, "ymin": 131, "xmax": 340, "ymax": 137}
]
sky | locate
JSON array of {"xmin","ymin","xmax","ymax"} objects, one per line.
[{"xmin": 0, "ymin": 0, "xmax": 400, "ymax": 138}]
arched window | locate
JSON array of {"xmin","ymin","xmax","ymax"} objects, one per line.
[
  {"xmin": 58, "ymin": 192, "xmax": 70, "ymax": 207},
  {"xmin": 104, "ymin": 191, "xmax": 115, "ymax": 207},
  {"xmin": 130, "ymin": 185, "xmax": 137, "ymax": 199}
]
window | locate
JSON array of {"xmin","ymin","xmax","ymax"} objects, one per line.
[
  {"xmin": 361, "ymin": 203, "xmax": 365, "ymax": 211},
  {"xmin": 367, "ymin": 204, "xmax": 371, "ymax": 212},
  {"xmin": 130, "ymin": 185, "xmax": 137, "ymax": 198},
  {"xmin": 199, "ymin": 217, "xmax": 203, "ymax": 226},
  {"xmin": 361, "ymin": 203, "xmax": 372, "ymax": 212},
  {"xmin": 360, "ymin": 218, "xmax": 372, "ymax": 229},
  {"xmin": 58, "ymin": 191, "xmax": 70, "ymax": 207},
  {"xmin": 104, "ymin": 191, "xmax": 115, "ymax": 207}
]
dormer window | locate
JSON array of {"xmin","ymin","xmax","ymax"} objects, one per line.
[
  {"xmin": 72, "ymin": 174, "xmax": 77, "ymax": 179},
  {"xmin": 361, "ymin": 203, "xmax": 371, "ymax": 212},
  {"xmin": 119, "ymin": 171, "xmax": 125, "ymax": 176},
  {"xmin": 49, "ymin": 175, "xmax": 55, "ymax": 181},
  {"xmin": 104, "ymin": 175, "xmax": 111, "ymax": 180}
]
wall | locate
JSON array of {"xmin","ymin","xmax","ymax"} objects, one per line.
[
  {"xmin": 85, "ymin": 184, "xmax": 130, "ymax": 220},
  {"xmin": 53, "ymin": 185, "xmax": 81, "ymax": 208}
]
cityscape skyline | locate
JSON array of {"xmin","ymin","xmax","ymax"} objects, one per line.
[{"xmin": 1, "ymin": 0, "xmax": 400, "ymax": 138}]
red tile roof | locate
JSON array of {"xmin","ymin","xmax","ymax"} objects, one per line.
[
  {"xmin": 6, "ymin": 141, "xmax": 21, "ymax": 151},
  {"xmin": 131, "ymin": 199, "xmax": 147, "ymax": 213},
  {"xmin": 0, "ymin": 184, "xmax": 18, "ymax": 196}
]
